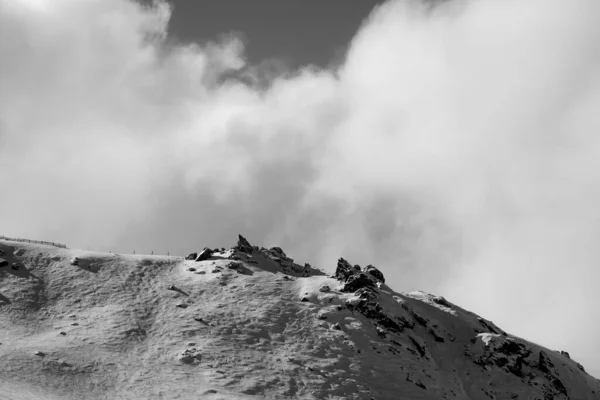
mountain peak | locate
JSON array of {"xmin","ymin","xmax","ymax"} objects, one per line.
[{"xmin": 1, "ymin": 236, "xmax": 598, "ymax": 399}]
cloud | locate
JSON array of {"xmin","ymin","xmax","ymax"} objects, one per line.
[{"xmin": 2, "ymin": 0, "xmax": 600, "ymax": 376}]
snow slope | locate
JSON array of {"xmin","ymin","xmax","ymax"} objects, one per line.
[{"xmin": 0, "ymin": 237, "xmax": 598, "ymax": 400}]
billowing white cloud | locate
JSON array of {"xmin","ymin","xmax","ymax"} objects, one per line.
[{"xmin": 1, "ymin": 0, "xmax": 600, "ymax": 376}]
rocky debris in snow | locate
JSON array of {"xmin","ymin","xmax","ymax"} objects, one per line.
[
  {"xmin": 167, "ymin": 285, "xmax": 177, "ymax": 291},
  {"xmin": 11, "ymin": 263, "xmax": 19, "ymax": 270},
  {"xmin": 343, "ymin": 273, "xmax": 376, "ymax": 292},
  {"xmin": 300, "ymin": 296, "xmax": 310, "ymax": 302},
  {"xmin": 71, "ymin": 323, "xmax": 78, "ymax": 326},
  {"xmin": 0, "ymin": 258, "xmax": 7, "ymax": 268},
  {"xmin": 319, "ymin": 285, "xmax": 331, "ymax": 293},
  {"xmin": 472, "ymin": 334, "xmax": 532, "ymax": 378},
  {"xmin": 234, "ymin": 234, "xmax": 254, "ymax": 254},
  {"xmin": 34, "ymin": 351, "xmax": 46, "ymax": 357},
  {"xmin": 187, "ymin": 267, "xmax": 196, "ymax": 272},
  {"xmin": 364, "ymin": 264, "xmax": 385, "ymax": 283},
  {"xmin": 355, "ymin": 287, "xmax": 377, "ymax": 301},
  {"xmin": 226, "ymin": 262, "xmax": 240, "ymax": 269},
  {"xmin": 332, "ymin": 323, "xmax": 342, "ymax": 330},
  {"xmin": 477, "ymin": 317, "xmax": 503, "ymax": 335},
  {"xmin": 14, "ymin": 248, "xmax": 25, "ymax": 256},
  {"xmin": 185, "ymin": 253, "xmax": 197, "ymax": 260},
  {"xmin": 346, "ymin": 288, "xmax": 405, "ymax": 334},
  {"xmin": 195, "ymin": 248, "xmax": 213, "ymax": 262},
  {"xmin": 432, "ymin": 296, "xmax": 450, "ymax": 307},
  {"xmin": 176, "ymin": 303, "xmax": 188, "ymax": 309},
  {"xmin": 211, "ymin": 266, "xmax": 223, "ymax": 273},
  {"xmin": 59, "ymin": 332, "xmax": 66, "ymax": 336},
  {"xmin": 194, "ymin": 271, "xmax": 206, "ymax": 275},
  {"xmin": 178, "ymin": 348, "xmax": 202, "ymax": 364},
  {"xmin": 69, "ymin": 257, "xmax": 79, "ymax": 266},
  {"xmin": 0, "ymin": 249, "xmax": 3, "ymax": 255}
]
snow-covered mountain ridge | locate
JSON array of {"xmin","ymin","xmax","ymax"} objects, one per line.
[{"xmin": 1, "ymin": 235, "xmax": 598, "ymax": 400}]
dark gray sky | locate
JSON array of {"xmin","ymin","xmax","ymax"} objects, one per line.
[{"xmin": 162, "ymin": 0, "xmax": 383, "ymax": 68}]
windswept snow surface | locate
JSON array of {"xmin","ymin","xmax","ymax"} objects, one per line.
[{"xmin": 1, "ymin": 238, "xmax": 598, "ymax": 400}]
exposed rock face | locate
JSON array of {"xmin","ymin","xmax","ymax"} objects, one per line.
[
  {"xmin": 185, "ymin": 253, "xmax": 197, "ymax": 261},
  {"xmin": 364, "ymin": 264, "xmax": 385, "ymax": 283},
  {"xmin": 335, "ymin": 258, "xmax": 354, "ymax": 281},
  {"xmin": 343, "ymin": 273, "xmax": 376, "ymax": 293},
  {"xmin": 269, "ymin": 247, "xmax": 293, "ymax": 262},
  {"xmin": 0, "ymin": 258, "xmax": 7, "ymax": 268},
  {"xmin": 2, "ymin": 236, "xmax": 599, "ymax": 400},
  {"xmin": 235, "ymin": 235, "xmax": 254, "ymax": 254},
  {"xmin": 195, "ymin": 248, "xmax": 213, "ymax": 262}
]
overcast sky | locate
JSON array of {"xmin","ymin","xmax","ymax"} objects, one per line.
[{"xmin": 1, "ymin": 0, "xmax": 600, "ymax": 377}]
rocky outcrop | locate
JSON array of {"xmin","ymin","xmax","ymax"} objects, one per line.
[
  {"xmin": 343, "ymin": 273, "xmax": 376, "ymax": 292},
  {"xmin": 195, "ymin": 248, "xmax": 213, "ymax": 262},
  {"xmin": 364, "ymin": 264, "xmax": 385, "ymax": 283},
  {"xmin": 235, "ymin": 235, "xmax": 254, "ymax": 254},
  {"xmin": 269, "ymin": 247, "xmax": 293, "ymax": 262},
  {"xmin": 335, "ymin": 258, "xmax": 355, "ymax": 281},
  {"xmin": 185, "ymin": 253, "xmax": 197, "ymax": 260}
]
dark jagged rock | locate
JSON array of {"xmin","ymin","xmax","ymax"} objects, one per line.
[
  {"xmin": 235, "ymin": 235, "xmax": 254, "ymax": 254},
  {"xmin": 353, "ymin": 264, "xmax": 361, "ymax": 271},
  {"xmin": 185, "ymin": 253, "xmax": 197, "ymax": 261},
  {"xmin": 559, "ymin": 350, "xmax": 570, "ymax": 359},
  {"xmin": 477, "ymin": 317, "xmax": 499, "ymax": 335},
  {"xmin": 342, "ymin": 273, "xmax": 376, "ymax": 293},
  {"xmin": 270, "ymin": 247, "xmax": 289, "ymax": 260},
  {"xmin": 411, "ymin": 310, "xmax": 428, "ymax": 327},
  {"xmin": 349, "ymin": 297, "xmax": 404, "ymax": 334},
  {"xmin": 195, "ymin": 248, "xmax": 213, "ymax": 262},
  {"xmin": 538, "ymin": 350, "xmax": 554, "ymax": 374},
  {"xmin": 0, "ymin": 258, "xmax": 8, "ymax": 268},
  {"xmin": 335, "ymin": 258, "xmax": 355, "ymax": 281},
  {"xmin": 432, "ymin": 296, "xmax": 451, "ymax": 307},
  {"xmin": 354, "ymin": 287, "xmax": 378, "ymax": 301},
  {"xmin": 364, "ymin": 264, "xmax": 385, "ymax": 283},
  {"xmin": 409, "ymin": 335, "xmax": 427, "ymax": 358},
  {"xmin": 537, "ymin": 351, "xmax": 568, "ymax": 397},
  {"xmin": 471, "ymin": 336, "xmax": 532, "ymax": 379},
  {"xmin": 428, "ymin": 327, "xmax": 445, "ymax": 343}
]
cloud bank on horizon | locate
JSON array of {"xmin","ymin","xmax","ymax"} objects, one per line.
[{"xmin": 1, "ymin": 0, "xmax": 600, "ymax": 376}]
